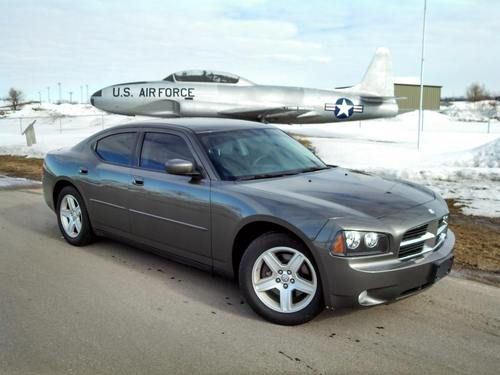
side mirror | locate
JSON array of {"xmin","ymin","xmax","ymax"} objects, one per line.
[{"xmin": 165, "ymin": 159, "xmax": 201, "ymax": 178}]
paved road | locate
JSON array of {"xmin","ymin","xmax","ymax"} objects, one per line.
[{"xmin": 1, "ymin": 187, "xmax": 499, "ymax": 375}]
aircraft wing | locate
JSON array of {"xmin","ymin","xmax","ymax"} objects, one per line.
[{"xmin": 218, "ymin": 106, "xmax": 319, "ymax": 122}]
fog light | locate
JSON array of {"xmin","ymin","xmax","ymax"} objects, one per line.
[
  {"xmin": 345, "ymin": 231, "xmax": 361, "ymax": 249},
  {"xmin": 364, "ymin": 232, "xmax": 379, "ymax": 248},
  {"xmin": 358, "ymin": 290, "xmax": 385, "ymax": 306}
]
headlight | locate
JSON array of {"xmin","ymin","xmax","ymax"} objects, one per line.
[
  {"xmin": 331, "ymin": 230, "xmax": 389, "ymax": 256},
  {"xmin": 345, "ymin": 231, "xmax": 361, "ymax": 249},
  {"xmin": 364, "ymin": 232, "xmax": 379, "ymax": 248}
]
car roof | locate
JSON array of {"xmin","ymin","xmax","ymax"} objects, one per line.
[{"xmin": 109, "ymin": 118, "xmax": 273, "ymax": 134}]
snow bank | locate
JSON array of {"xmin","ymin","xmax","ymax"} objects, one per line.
[
  {"xmin": 441, "ymin": 100, "xmax": 499, "ymax": 122},
  {"xmin": 278, "ymin": 110, "xmax": 500, "ymax": 216},
  {"xmin": 0, "ymin": 175, "xmax": 41, "ymax": 189},
  {"xmin": 441, "ymin": 138, "xmax": 500, "ymax": 169},
  {"xmin": 11, "ymin": 103, "xmax": 104, "ymax": 118}
]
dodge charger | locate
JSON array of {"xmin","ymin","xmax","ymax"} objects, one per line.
[{"xmin": 42, "ymin": 118, "xmax": 454, "ymax": 325}]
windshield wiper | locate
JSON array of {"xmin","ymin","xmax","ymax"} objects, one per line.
[
  {"xmin": 236, "ymin": 171, "xmax": 301, "ymax": 181},
  {"xmin": 236, "ymin": 166, "xmax": 332, "ymax": 181},
  {"xmin": 298, "ymin": 166, "xmax": 330, "ymax": 174}
]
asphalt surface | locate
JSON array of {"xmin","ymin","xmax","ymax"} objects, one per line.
[{"xmin": 1, "ymin": 187, "xmax": 499, "ymax": 375}]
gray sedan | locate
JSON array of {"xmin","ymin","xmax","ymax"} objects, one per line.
[{"xmin": 42, "ymin": 118, "xmax": 454, "ymax": 325}]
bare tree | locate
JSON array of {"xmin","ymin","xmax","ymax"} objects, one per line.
[
  {"xmin": 7, "ymin": 88, "xmax": 24, "ymax": 110},
  {"xmin": 466, "ymin": 83, "xmax": 489, "ymax": 102}
]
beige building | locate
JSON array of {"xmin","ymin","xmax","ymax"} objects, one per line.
[{"xmin": 394, "ymin": 83, "xmax": 442, "ymax": 113}]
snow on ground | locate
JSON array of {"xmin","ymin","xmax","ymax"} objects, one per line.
[
  {"xmin": 0, "ymin": 103, "xmax": 499, "ymax": 216},
  {"xmin": 278, "ymin": 110, "xmax": 500, "ymax": 217},
  {"xmin": 441, "ymin": 100, "xmax": 499, "ymax": 122},
  {"xmin": 0, "ymin": 104, "xmax": 139, "ymax": 157},
  {"xmin": 0, "ymin": 175, "xmax": 41, "ymax": 189},
  {"xmin": 282, "ymin": 110, "xmax": 499, "ymax": 175}
]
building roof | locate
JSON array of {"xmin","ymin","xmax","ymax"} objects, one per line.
[{"xmin": 394, "ymin": 77, "xmax": 441, "ymax": 88}]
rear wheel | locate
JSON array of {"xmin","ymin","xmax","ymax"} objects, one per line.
[
  {"xmin": 56, "ymin": 186, "xmax": 95, "ymax": 246},
  {"xmin": 239, "ymin": 232, "xmax": 323, "ymax": 325}
]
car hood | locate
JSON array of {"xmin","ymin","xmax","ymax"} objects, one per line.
[{"xmin": 237, "ymin": 168, "xmax": 435, "ymax": 219}]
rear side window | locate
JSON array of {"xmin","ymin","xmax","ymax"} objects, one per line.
[
  {"xmin": 140, "ymin": 132, "xmax": 194, "ymax": 171},
  {"xmin": 95, "ymin": 132, "xmax": 136, "ymax": 165}
]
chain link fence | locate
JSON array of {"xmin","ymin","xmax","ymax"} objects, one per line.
[{"xmin": 0, "ymin": 113, "xmax": 112, "ymax": 134}]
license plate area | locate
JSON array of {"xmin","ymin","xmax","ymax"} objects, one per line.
[{"xmin": 432, "ymin": 256, "xmax": 454, "ymax": 281}]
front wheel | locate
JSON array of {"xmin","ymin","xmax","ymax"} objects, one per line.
[{"xmin": 239, "ymin": 232, "xmax": 323, "ymax": 325}]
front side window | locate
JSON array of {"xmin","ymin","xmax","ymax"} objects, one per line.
[
  {"xmin": 95, "ymin": 132, "xmax": 136, "ymax": 165},
  {"xmin": 140, "ymin": 132, "xmax": 194, "ymax": 172},
  {"xmin": 198, "ymin": 128, "xmax": 327, "ymax": 180}
]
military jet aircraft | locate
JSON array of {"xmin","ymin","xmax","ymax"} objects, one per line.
[{"xmin": 91, "ymin": 48, "xmax": 398, "ymax": 124}]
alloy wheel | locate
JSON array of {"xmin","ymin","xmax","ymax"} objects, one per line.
[
  {"xmin": 251, "ymin": 247, "xmax": 317, "ymax": 313},
  {"xmin": 59, "ymin": 194, "xmax": 82, "ymax": 239}
]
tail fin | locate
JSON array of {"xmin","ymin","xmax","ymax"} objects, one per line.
[{"xmin": 350, "ymin": 47, "xmax": 394, "ymax": 97}]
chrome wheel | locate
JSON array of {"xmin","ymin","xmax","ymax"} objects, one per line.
[
  {"xmin": 251, "ymin": 247, "xmax": 317, "ymax": 314},
  {"xmin": 59, "ymin": 194, "xmax": 82, "ymax": 239}
]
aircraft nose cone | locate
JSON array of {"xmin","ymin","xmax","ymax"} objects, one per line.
[{"xmin": 90, "ymin": 90, "xmax": 102, "ymax": 106}]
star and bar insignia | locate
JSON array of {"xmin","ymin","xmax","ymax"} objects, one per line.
[{"xmin": 325, "ymin": 98, "xmax": 364, "ymax": 119}]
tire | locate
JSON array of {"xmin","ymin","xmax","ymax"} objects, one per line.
[
  {"xmin": 56, "ymin": 186, "xmax": 95, "ymax": 246},
  {"xmin": 239, "ymin": 232, "xmax": 323, "ymax": 325}
]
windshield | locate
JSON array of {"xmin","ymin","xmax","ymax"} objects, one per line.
[{"xmin": 198, "ymin": 128, "xmax": 327, "ymax": 181}]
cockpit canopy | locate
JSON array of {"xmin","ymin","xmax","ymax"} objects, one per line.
[{"xmin": 163, "ymin": 70, "xmax": 254, "ymax": 86}]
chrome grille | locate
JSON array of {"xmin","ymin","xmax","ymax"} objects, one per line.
[
  {"xmin": 398, "ymin": 216, "xmax": 448, "ymax": 259},
  {"xmin": 398, "ymin": 222, "xmax": 439, "ymax": 259},
  {"xmin": 398, "ymin": 241, "xmax": 425, "ymax": 258},
  {"xmin": 402, "ymin": 224, "xmax": 428, "ymax": 242}
]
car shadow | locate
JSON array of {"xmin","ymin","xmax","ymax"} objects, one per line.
[
  {"xmin": 81, "ymin": 236, "xmax": 263, "ymax": 321},
  {"xmin": 19, "ymin": 198, "xmax": 393, "ymax": 327},
  {"xmin": 80, "ymin": 237, "xmax": 381, "ymax": 325}
]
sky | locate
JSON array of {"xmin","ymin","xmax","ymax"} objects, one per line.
[{"xmin": 1, "ymin": 0, "xmax": 499, "ymax": 102}]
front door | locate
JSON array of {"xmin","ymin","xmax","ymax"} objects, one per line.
[{"xmin": 128, "ymin": 131, "xmax": 211, "ymax": 265}]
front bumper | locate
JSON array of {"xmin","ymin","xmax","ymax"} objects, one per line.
[{"xmin": 315, "ymin": 230, "xmax": 455, "ymax": 308}]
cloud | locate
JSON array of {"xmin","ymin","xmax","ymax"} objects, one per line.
[{"xmin": 1, "ymin": 0, "xmax": 499, "ymax": 99}]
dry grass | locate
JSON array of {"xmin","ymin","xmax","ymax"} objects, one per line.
[
  {"xmin": 447, "ymin": 199, "xmax": 500, "ymax": 273},
  {"xmin": 0, "ymin": 155, "xmax": 498, "ymax": 277},
  {"xmin": 0, "ymin": 155, "xmax": 43, "ymax": 180}
]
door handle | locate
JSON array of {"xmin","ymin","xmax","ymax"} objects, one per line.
[
  {"xmin": 132, "ymin": 177, "xmax": 144, "ymax": 186},
  {"xmin": 79, "ymin": 167, "xmax": 88, "ymax": 174}
]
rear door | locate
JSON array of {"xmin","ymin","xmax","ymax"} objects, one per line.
[
  {"xmin": 128, "ymin": 130, "xmax": 211, "ymax": 265},
  {"xmin": 85, "ymin": 131, "xmax": 138, "ymax": 236}
]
